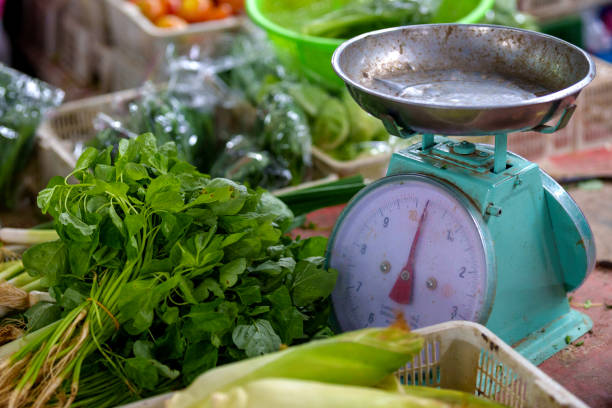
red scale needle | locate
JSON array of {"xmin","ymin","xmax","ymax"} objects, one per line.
[{"xmin": 389, "ymin": 200, "xmax": 430, "ymax": 304}]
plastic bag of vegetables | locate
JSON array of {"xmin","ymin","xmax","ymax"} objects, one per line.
[{"xmin": 0, "ymin": 65, "xmax": 64, "ymax": 207}]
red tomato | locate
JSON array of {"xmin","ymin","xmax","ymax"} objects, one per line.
[
  {"xmin": 155, "ymin": 14, "xmax": 189, "ymax": 28},
  {"xmin": 219, "ymin": 0, "xmax": 244, "ymax": 13},
  {"xmin": 177, "ymin": 0, "xmax": 212, "ymax": 22},
  {"xmin": 165, "ymin": 0, "xmax": 182, "ymax": 14},
  {"xmin": 137, "ymin": 0, "xmax": 168, "ymax": 22},
  {"xmin": 204, "ymin": 3, "xmax": 232, "ymax": 20}
]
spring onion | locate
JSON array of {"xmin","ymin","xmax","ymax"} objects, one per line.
[{"xmin": 0, "ymin": 228, "xmax": 59, "ymax": 246}]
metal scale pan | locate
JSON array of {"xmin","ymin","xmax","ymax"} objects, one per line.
[{"xmin": 332, "ymin": 24, "xmax": 595, "ymax": 136}]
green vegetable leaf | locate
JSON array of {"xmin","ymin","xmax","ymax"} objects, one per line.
[
  {"xmin": 291, "ymin": 258, "xmax": 338, "ymax": 307},
  {"xmin": 125, "ymin": 357, "xmax": 158, "ymax": 390},
  {"xmin": 234, "ymin": 284, "xmax": 262, "ymax": 305},
  {"xmin": 59, "ymin": 287, "xmax": 88, "ymax": 310},
  {"xmin": 297, "ymin": 236, "xmax": 328, "ymax": 260},
  {"xmin": 24, "ymin": 302, "xmax": 62, "ymax": 331},
  {"xmin": 133, "ymin": 340, "xmax": 154, "ymax": 359},
  {"xmin": 232, "ymin": 319, "xmax": 282, "ymax": 357},
  {"xmin": 22, "ymin": 241, "xmax": 67, "ymax": 285},
  {"xmin": 58, "ymin": 212, "xmax": 97, "ymax": 243},
  {"xmin": 219, "ymin": 258, "xmax": 247, "ymax": 289},
  {"xmin": 155, "ymin": 324, "xmax": 185, "ymax": 361},
  {"xmin": 182, "ymin": 342, "xmax": 218, "ymax": 385},
  {"xmin": 267, "ymin": 286, "xmax": 303, "ymax": 344},
  {"xmin": 73, "ymin": 147, "xmax": 99, "ymax": 173},
  {"xmin": 160, "ymin": 305, "xmax": 179, "ymax": 325},
  {"xmin": 194, "ymin": 278, "xmax": 225, "ymax": 302},
  {"xmin": 124, "ymin": 162, "xmax": 149, "ymax": 181}
]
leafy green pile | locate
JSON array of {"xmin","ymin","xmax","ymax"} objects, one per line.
[
  {"xmin": 0, "ymin": 65, "xmax": 64, "ymax": 207},
  {"xmin": 0, "ymin": 134, "xmax": 337, "ymax": 408},
  {"xmin": 301, "ymin": 0, "xmax": 440, "ymax": 39}
]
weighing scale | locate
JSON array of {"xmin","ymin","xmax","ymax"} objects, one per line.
[{"xmin": 327, "ymin": 24, "xmax": 596, "ymax": 365}]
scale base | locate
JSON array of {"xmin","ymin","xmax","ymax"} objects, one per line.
[{"xmin": 513, "ymin": 309, "xmax": 592, "ymax": 365}]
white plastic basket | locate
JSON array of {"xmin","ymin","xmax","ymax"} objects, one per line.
[
  {"xmin": 104, "ymin": 0, "xmax": 245, "ymax": 64},
  {"xmin": 312, "ymin": 146, "xmax": 392, "ymax": 181},
  {"xmin": 119, "ymin": 321, "xmax": 588, "ymax": 408},
  {"xmin": 37, "ymin": 88, "xmax": 142, "ymax": 184}
]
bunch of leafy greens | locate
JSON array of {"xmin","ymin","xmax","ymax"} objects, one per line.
[
  {"xmin": 0, "ymin": 65, "xmax": 64, "ymax": 208},
  {"xmin": 0, "ymin": 134, "xmax": 337, "ymax": 408},
  {"xmin": 301, "ymin": 0, "xmax": 440, "ymax": 39}
]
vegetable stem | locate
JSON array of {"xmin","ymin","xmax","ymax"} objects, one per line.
[
  {"xmin": 0, "ymin": 228, "xmax": 59, "ymax": 245},
  {"xmin": 21, "ymin": 278, "xmax": 47, "ymax": 293},
  {"xmin": 8, "ymin": 270, "xmax": 37, "ymax": 288},
  {"xmin": 0, "ymin": 261, "xmax": 24, "ymax": 281}
]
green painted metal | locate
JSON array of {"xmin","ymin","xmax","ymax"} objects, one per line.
[
  {"xmin": 493, "ymin": 134, "xmax": 507, "ymax": 174},
  {"xmin": 380, "ymin": 136, "xmax": 593, "ymax": 363},
  {"xmin": 514, "ymin": 309, "xmax": 592, "ymax": 365},
  {"xmin": 422, "ymin": 134, "xmax": 435, "ymax": 151}
]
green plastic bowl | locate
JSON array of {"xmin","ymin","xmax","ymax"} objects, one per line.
[{"xmin": 247, "ymin": 0, "xmax": 495, "ymax": 90}]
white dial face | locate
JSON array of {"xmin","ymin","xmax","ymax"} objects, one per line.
[{"xmin": 330, "ymin": 175, "xmax": 491, "ymax": 331}]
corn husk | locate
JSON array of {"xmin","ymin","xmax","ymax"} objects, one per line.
[
  {"xmin": 168, "ymin": 327, "xmax": 423, "ymax": 408},
  {"xmin": 205, "ymin": 378, "xmax": 448, "ymax": 408}
]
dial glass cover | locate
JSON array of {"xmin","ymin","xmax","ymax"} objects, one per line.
[{"xmin": 329, "ymin": 175, "xmax": 492, "ymax": 331}]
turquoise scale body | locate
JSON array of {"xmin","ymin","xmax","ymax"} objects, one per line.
[{"xmin": 383, "ymin": 135, "xmax": 594, "ymax": 364}]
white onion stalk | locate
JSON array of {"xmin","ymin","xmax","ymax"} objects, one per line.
[
  {"xmin": 0, "ymin": 261, "xmax": 52, "ymax": 317},
  {"xmin": 0, "ymin": 228, "xmax": 59, "ymax": 246}
]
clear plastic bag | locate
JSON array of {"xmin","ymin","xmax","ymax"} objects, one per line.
[{"xmin": 0, "ymin": 65, "xmax": 64, "ymax": 206}]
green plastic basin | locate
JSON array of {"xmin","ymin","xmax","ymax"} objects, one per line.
[{"xmin": 247, "ymin": 0, "xmax": 495, "ymax": 90}]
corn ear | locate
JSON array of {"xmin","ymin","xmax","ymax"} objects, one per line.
[
  {"xmin": 168, "ymin": 327, "xmax": 423, "ymax": 408},
  {"xmin": 401, "ymin": 386, "xmax": 509, "ymax": 408},
  {"xmin": 205, "ymin": 378, "xmax": 449, "ymax": 408}
]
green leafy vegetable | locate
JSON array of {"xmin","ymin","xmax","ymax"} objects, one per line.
[
  {"xmin": 301, "ymin": 0, "xmax": 439, "ymax": 39},
  {"xmin": 0, "ymin": 134, "xmax": 337, "ymax": 407}
]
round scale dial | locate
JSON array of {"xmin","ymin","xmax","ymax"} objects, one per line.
[{"xmin": 329, "ymin": 174, "xmax": 494, "ymax": 331}]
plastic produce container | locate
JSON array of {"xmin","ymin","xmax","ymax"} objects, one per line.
[
  {"xmin": 105, "ymin": 0, "xmax": 245, "ymax": 65},
  {"xmin": 246, "ymin": 0, "xmax": 494, "ymax": 89}
]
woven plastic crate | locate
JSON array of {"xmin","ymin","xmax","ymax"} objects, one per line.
[
  {"xmin": 576, "ymin": 57, "xmax": 612, "ymax": 151},
  {"xmin": 105, "ymin": 0, "xmax": 244, "ymax": 65},
  {"xmin": 37, "ymin": 88, "xmax": 142, "ymax": 183},
  {"xmin": 119, "ymin": 321, "xmax": 588, "ymax": 408}
]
